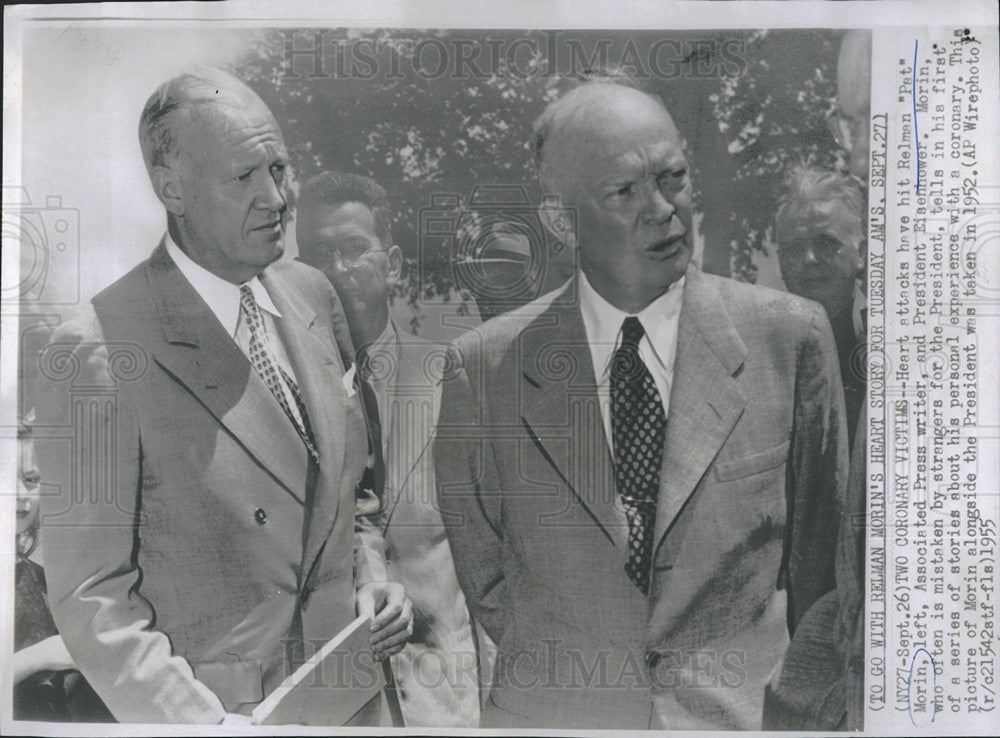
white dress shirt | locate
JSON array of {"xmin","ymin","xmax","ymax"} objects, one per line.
[
  {"xmin": 164, "ymin": 232, "xmax": 299, "ymax": 384},
  {"xmin": 577, "ymin": 268, "xmax": 685, "ymax": 451}
]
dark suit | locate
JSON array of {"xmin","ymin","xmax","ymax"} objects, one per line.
[
  {"xmin": 435, "ymin": 265, "xmax": 848, "ymax": 729},
  {"xmin": 37, "ymin": 242, "xmax": 386, "ymax": 723}
]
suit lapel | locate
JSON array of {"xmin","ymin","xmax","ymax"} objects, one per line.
[
  {"xmin": 261, "ymin": 267, "xmax": 353, "ymax": 578},
  {"xmin": 652, "ymin": 267, "xmax": 748, "ymax": 555},
  {"xmin": 147, "ymin": 244, "xmax": 309, "ymax": 502},
  {"xmin": 519, "ymin": 285, "xmax": 626, "ymax": 548}
]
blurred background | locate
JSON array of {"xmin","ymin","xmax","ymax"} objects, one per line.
[{"xmin": 10, "ymin": 25, "xmax": 854, "ymax": 348}]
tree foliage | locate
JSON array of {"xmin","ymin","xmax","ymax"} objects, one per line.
[{"xmin": 236, "ymin": 28, "xmax": 847, "ymax": 324}]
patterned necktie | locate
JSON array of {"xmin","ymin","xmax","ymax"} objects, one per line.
[
  {"xmin": 239, "ymin": 284, "xmax": 319, "ymax": 461},
  {"xmin": 611, "ymin": 316, "xmax": 666, "ymax": 594}
]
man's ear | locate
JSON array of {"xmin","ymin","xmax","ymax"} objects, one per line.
[
  {"xmin": 150, "ymin": 164, "xmax": 184, "ymax": 216},
  {"xmin": 538, "ymin": 195, "xmax": 576, "ymax": 251},
  {"xmin": 855, "ymin": 238, "xmax": 867, "ymax": 274},
  {"xmin": 385, "ymin": 244, "xmax": 403, "ymax": 283}
]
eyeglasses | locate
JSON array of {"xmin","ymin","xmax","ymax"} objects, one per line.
[{"xmin": 333, "ymin": 248, "xmax": 389, "ymax": 272}]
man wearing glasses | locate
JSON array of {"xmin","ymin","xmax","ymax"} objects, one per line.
[{"xmin": 296, "ymin": 172, "xmax": 489, "ymax": 728}]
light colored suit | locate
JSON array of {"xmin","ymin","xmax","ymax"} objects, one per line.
[
  {"xmin": 435, "ymin": 265, "xmax": 848, "ymax": 730},
  {"xmin": 373, "ymin": 321, "xmax": 490, "ymax": 726},
  {"xmin": 36, "ymin": 242, "xmax": 387, "ymax": 723}
]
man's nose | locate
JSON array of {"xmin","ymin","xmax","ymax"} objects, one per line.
[
  {"xmin": 255, "ymin": 171, "xmax": 287, "ymax": 213},
  {"xmin": 644, "ymin": 185, "xmax": 676, "ymax": 224}
]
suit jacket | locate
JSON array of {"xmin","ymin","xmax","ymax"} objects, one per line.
[
  {"xmin": 762, "ymin": 404, "xmax": 867, "ymax": 731},
  {"xmin": 374, "ymin": 321, "xmax": 489, "ymax": 727},
  {"xmin": 36, "ymin": 242, "xmax": 387, "ymax": 724},
  {"xmin": 434, "ymin": 265, "xmax": 848, "ymax": 730}
]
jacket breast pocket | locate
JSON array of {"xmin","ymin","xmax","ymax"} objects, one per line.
[
  {"xmin": 713, "ymin": 440, "xmax": 790, "ymax": 482},
  {"xmin": 711, "ymin": 440, "xmax": 790, "ymax": 533}
]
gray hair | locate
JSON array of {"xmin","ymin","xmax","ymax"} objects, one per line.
[
  {"xmin": 776, "ymin": 164, "xmax": 863, "ymax": 231},
  {"xmin": 138, "ymin": 66, "xmax": 256, "ymax": 173}
]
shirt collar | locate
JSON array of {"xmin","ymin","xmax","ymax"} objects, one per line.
[
  {"xmin": 164, "ymin": 231, "xmax": 281, "ymax": 336},
  {"xmin": 578, "ymin": 267, "xmax": 685, "ymax": 381}
]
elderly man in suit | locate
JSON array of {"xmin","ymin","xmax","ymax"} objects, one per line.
[
  {"xmin": 295, "ymin": 171, "xmax": 490, "ymax": 727},
  {"xmin": 35, "ymin": 68, "xmax": 412, "ymax": 725},
  {"xmin": 434, "ymin": 79, "xmax": 849, "ymax": 730}
]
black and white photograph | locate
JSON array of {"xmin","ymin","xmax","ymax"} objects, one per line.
[{"xmin": 2, "ymin": 1, "xmax": 997, "ymax": 735}]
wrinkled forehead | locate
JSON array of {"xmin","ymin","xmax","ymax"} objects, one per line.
[
  {"xmin": 177, "ymin": 93, "xmax": 284, "ymax": 161},
  {"xmin": 777, "ymin": 197, "xmax": 863, "ymax": 244}
]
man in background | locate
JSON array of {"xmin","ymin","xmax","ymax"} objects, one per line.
[
  {"xmin": 36, "ymin": 68, "xmax": 411, "ymax": 724},
  {"xmin": 763, "ymin": 29, "xmax": 871, "ymax": 731},
  {"xmin": 775, "ymin": 165, "xmax": 866, "ymax": 443},
  {"xmin": 296, "ymin": 171, "xmax": 490, "ymax": 727}
]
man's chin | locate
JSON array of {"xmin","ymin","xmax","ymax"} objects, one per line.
[
  {"xmin": 339, "ymin": 295, "xmax": 375, "ymax": 321},
  {"xmin": 645, "ymin": 245, "xmax": 691, "ymax": 282},
  {"xmin": 251, "ymin": 235, "xmax": 286, "ymax": 266}
]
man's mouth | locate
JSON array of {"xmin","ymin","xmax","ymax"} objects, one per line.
[
  {"xmin": 645, "ymin": 232, "xmax": 686, "ymax": 258},
  {"xmin": 251, "ymin": 218, "xmax": 283, "ymax": 233}
]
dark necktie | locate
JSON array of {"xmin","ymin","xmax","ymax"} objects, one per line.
[
  {"xmin": 611, "ymin": 316, "xmax": 666, "ymax": 594},
  {"xmin": 356, "ymin": 347, "xmax": 386, "ymax": 511},
  {"xmin": 239, "ymin": 284, "xmax": 319, "ymax": 461}
]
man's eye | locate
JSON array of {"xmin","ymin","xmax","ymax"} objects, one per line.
[
  {"xmin": 658, "ymin": 169, "xmax": 687, "ymax": 188},
  {"xmin": 271, "ymin": 162, "xmax": 286, "ymax": 177},
  {"xmin": 611, "ymin": 184, "xmax": 633, "ymax": 198},
  {"xmin": 237, "ymin": 170, "xmax": 253, "ymax": 182},
  {"xmin": 815, "ymin": 235, "xmax": 844, "ymax": 255}
]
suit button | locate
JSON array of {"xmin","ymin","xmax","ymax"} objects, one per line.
[
  {"xmin": 254, "ymin": 508, "xmax": 267, "ymax": 525},
  {"xmin": 849, "ymin": 655, "xmax": 864, "ymax": 674},
  {"xmin": 645, "ymin": 651, "xmax": 661, "ymax": 669}
]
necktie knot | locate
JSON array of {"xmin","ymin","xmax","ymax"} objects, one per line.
[
  {"xmin": 239, "ymin": 284, "xmax": 259, "ymax": 323},
  {"xmin": 621, "ymin": 316, "xmax": 645, "ymax": 347},
  {"xmin": 611, "ymin": 317, "xmax": 646, "ymax": 384}
]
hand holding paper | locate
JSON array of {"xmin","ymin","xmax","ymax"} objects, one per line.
[{"xmin": 357, "ymin": 581, "xmax": 414, "ymax": 660}]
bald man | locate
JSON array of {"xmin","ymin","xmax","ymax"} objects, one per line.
[
  {"xmin": 36, "ymin": 68, "xmax": 412, "ymax": 724},
  {"xmin": 435, "ymin": 80, "xmax": 849, "ymax": 729}
]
